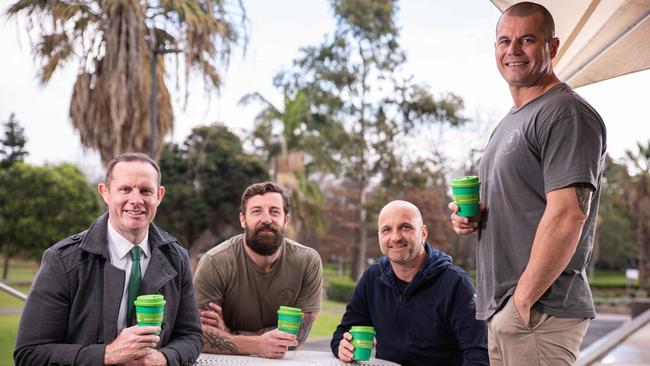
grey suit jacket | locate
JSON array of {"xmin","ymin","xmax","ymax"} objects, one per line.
[{"xmin": 14, "ymin": 213, "xmax": 203, "ymax": 366}]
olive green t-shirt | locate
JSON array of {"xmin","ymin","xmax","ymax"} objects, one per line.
[{"xmin": 193, "ymin": 234, "xmax": 323, "ymax": 332}]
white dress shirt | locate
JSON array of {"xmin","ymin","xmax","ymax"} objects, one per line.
[{"xmin": 106, "ymin": 222, "xmax": 151, "ymax": 334}]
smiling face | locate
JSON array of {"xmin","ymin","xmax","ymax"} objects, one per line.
[
  {"xmin": 240, "ymin": 192, "xmax": 289, "ymax": 256},
  {"xmin": 495, "ymin": 12, "xmax": 559, "ymax": 90},
  {"xmin": 377, "ymin": 201, "xmax": 427, "ymax": 266},
  {"xmin": 98, "ymin": 161, "xmax": 165, "ymax": 243}
]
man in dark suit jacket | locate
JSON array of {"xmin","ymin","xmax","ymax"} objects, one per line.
[{"xmin": 14, "ymin": 152, "xmax": 202, "ymax": 366}]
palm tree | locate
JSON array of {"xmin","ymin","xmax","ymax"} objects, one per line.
[
  {"xmin": 5, "ymin": 0, "xmax": 246, "ymax": 164},
  {"xmin": 625, "ymin": 141, "xmax": 650, "ymax": 292},
  {"xmin": 240, "ymin": 90, "xmax": 340, "ymax": 238}
]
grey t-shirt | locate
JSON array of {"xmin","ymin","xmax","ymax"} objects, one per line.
[
  {"xmin": 193, "ymin": 234, "xmax": 323, "ymax": 331},
  {"xmin": 477, "ymin": 83, "xmax": 606, "ymax": 320}
]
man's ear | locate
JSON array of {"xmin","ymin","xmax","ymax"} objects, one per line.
[
  {"xmin": 98, "ymin": 183, "xmax": 110, "ymax": 205},
  {"xmin": 239, "ymin": 212, "xmax": 246, "ymax": 229},
  {"xmin": 156, "ymin": 185, "xmax": 166, "ymax": 205},
  {"xmin": 549, "ymin": 37, "xmax": 560, "ymax": 59},
  {"xmin": 421, "ymin": 224, "xmax": 428, "ymax": 243}
]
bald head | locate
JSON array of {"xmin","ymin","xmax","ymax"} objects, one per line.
[
  {"xmin": 377, "ymin": 200, "xmax": 428, "ymax": 267},
  {"xmin": 378, "ymin": 200, "xmax": 424, "ymax": 228}
]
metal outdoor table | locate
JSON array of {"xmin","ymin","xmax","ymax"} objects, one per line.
[{"xmin": 194, "ymin": 351, "xmax": 401, "ymax": 365}]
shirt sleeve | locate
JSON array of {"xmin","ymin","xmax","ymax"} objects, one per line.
[
  {"xmin": 538, "ymin": 110, "xmax": 605, "ymax": 193},
  {"xmin": 294, "ymin": 250, "xmax": 323, "ymax": 313},
  {"xmin": 193, "ymin": 253, "xmax": 226, "ymax": 308}
]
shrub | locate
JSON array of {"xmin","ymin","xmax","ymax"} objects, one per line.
[{"xmin": 327, "ymin": 278, "xmax": 357, "ymax": 303}]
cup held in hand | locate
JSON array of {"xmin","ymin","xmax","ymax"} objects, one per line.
[
  {"xmin": 451, "ymin": 176, "xmax": 481, "ymax": 217},
  {"xmin": 134, "ymin": 294, "xmax": 165, "ymax": 334},
  {"xmin": 277, "ymin": 306, "xmax": 303, "ymax": 335},
  {"xmin": 350, "ymin": 325, "xmax": 375, "ymax": 361}
]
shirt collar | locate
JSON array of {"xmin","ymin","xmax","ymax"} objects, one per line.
[{"xmin": 107, "ymin": 221, "xmax": 150, "ymax": 260}]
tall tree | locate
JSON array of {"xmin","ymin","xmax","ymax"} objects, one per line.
[
  {"xmin": 624, "ymin": 141, "xmax": 650, "ymax": 291},
  {"xmin": 0, "ymin": 162, "xmax": 100, "ymax": 278},
  {"xmin": 0, "ymin": 113, "xmax": 28, "ymax": 169},
  {"xmin": 157, "ymin": 124, "xmax": 269, "ymax": 263},
  {"xmin": 277, "ymin": 0, "xmax": 467, "ymax": 279},
  {"xmin": 5, "ymin": 0, "xmax": 246, "ymax": 164}
]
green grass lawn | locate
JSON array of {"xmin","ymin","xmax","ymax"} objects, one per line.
[
  {"xmin": 0, "ymin": 315, "xmax": 20, "ymax": 365},
  {"xmin": 0, "ymin": 286, "xmax": 30, "ymax": 311},
  {"xmin": 310, "ymin": 300, "xmax": 346, "ymax": 338}
]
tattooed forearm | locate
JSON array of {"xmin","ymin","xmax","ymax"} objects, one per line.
[
  {"xmin": 296, "ymin": 312, "xmax": 318, "ymax": 345},
  {"xmin": 203, "ymin": 328, "xmax": 239, "ymax": 354},
  {"xmin": 574, "ymin": 183, "xmax": 593, "ymax": 215}
]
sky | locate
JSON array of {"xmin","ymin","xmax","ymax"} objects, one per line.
[{"xmin": 1, "ymin": 0, "xmax": 649, "ymax": 179}]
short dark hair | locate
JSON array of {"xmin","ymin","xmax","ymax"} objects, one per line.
[
  {"xmin": 501, "ymin": 1, "xmax": 555, "ymax": 41},
  {"xmin": 240, "ymin": 182, "xmax": 290, "ymax": 215},
  {"xmin": 105, "ymin": 152, "xmax": 161, "ymax": 187}
]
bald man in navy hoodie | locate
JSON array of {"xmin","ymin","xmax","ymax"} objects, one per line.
[{"xmin": 331, "ymin": 201, "xmax": 488, "ymax": 366}]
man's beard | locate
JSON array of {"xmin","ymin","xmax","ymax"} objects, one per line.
[{"xmin": 245, "ymin": 222, "xmax": 284, "ymax": 256}]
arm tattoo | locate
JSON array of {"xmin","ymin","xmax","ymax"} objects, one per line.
[
  {"xmin": 296, "ymin": 312, "xmax": 318, "ymax": 345},
  {"xmin": 574, "ymin": 183, "xmax": 593, "ymax": 215},
  {"xmin": 203, "ymin": 328, "xmax": 239, "ymax": 354}
]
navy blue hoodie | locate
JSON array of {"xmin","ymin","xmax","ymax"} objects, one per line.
[{"xmin": 331, "ymin": 243, "xmax": 488, "ymax": 366}]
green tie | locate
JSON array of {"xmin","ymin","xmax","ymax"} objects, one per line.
[{"xmin": 126, "ymin": 246, "xmax": 142, "ymax": 326}]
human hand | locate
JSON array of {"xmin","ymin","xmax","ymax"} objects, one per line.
[
  {"xmin": 254, "ymin": 328, "xmax": 298, "ymax": 359},
  {"xmin": 448, "ymin": 202, "xmax": 483, "ymax": 235},
  {"xmin": 200, "ymin": 302, "xmax": 230, "ymax": 332},
  {"xmin": 123, "ymin": 349, "xmax": 167, "ymax": 366},
  {"xmin": 337, "ymin": 332, "xmax": 355, "ymax": 363},
  {"xmin": 104, "ymin": 325, "xmax": 161, "ymax": 364},
  {"xmin": 513, "ymin": 294, "xmax": 532, "ymax": 327}
]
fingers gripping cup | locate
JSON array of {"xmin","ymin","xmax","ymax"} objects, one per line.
[
  {"xmin": 134, "ymin": 294, "xmax": 166, "ymax": 334},
  {"xmin": 277, "ymin": 306, "xmax": 303, "ymax": 335},
  {"xmin": 451, "ymin": 176, "xmax": 481, "ymax": 217},
  {"xmin": 350, "ymin": 326, "xmax": 375, "ymax": 361}
]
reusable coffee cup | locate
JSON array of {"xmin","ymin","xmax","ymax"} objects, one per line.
[
  {"xmin": 451, "ymin": 175, "xmax": 481, "ymax": 217},
  {"xmin": 134, "ymin": 294, "xmax": 166, "ymax": 334},
  {"xmin": 350, "ymin": 326, "xmax": 376, "ymax": 361},
  {"xmin": 277, "ymin": 306, "xmax": 303, "ymax": 335}
]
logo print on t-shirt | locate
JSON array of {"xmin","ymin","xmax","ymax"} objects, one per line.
[
  {"xmin": 500, "ymin": 129, "xmax": 521, "ymax": 155},
  {"xmin": 278, "ymin": 288, "xmax": 296, "ymax": 304}
]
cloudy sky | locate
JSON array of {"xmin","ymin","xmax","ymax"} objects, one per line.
[{"xmin": 1, "ymin": 0, "xmax": 648, "ymax": 178}]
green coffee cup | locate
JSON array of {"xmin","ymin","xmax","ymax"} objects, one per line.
[
  {"xmin": 350, "ymin": 325, "xmax": 375, "ymax": 361},
  {"xmin": 277, "ymin": 306, "xmax": 303, "ymax": 335},
  {"xmin": 134, "ymin": 294, "xmax": 165, "ymax": 334},
  {"xmin": 451, "ymin": 176, "xmax": 481, "ymax": 217}
]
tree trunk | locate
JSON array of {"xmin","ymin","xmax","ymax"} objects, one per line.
[{"xmin": 2, "ymin": 245, "xmax": 10, "ymax": 280}]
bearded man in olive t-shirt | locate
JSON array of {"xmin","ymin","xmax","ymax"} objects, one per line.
[{"xmin": 193, "ymin": 182, "xmax": 323, "ymax": 359}]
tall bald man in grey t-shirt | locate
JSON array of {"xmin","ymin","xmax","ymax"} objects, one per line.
[{"xmin": 450, "ymin": 2, "xmax": 606, "ymax": 365}]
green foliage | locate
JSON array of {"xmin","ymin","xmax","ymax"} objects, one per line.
[
  {"xmin": 327, "ymin": 277, "xmax": 357, "ymax": 303},
  {"xmin": 596, "ymin": 155, "xmax": 635, "ymax": 270},
  {"xmin": 157, "ymin": 124, "xmax": 269, "ymax": 257},
  {"xmin": 0, "ymin": 113, "xmax": 28, "ymax": 168},
  {"xmin": 0, "ymin": 162, "xmax": 100, "ymax": 261},
  {"xmin": 275, "ymin": 0, "xmax": 468, "ymax": 280}
]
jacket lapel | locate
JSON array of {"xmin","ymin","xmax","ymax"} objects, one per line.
[{"xmin": 140, "ymin": 224, "xmax": 177, "ymax": 294}]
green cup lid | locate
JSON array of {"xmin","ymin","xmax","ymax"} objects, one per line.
[
  {"xmin": 451, "ymin": 175, "xmax": 480, "ymax": 188},
  {"xmin": 350, "ymin": 326, "xmax": 375, "ymax": 334},
  {"xmin": 278, "ymin": 306, "xmax": 302, "ymax": 314},
  {"xmin": 134, "ymin": 294, "xmax": 166, "ymax": 306}
]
